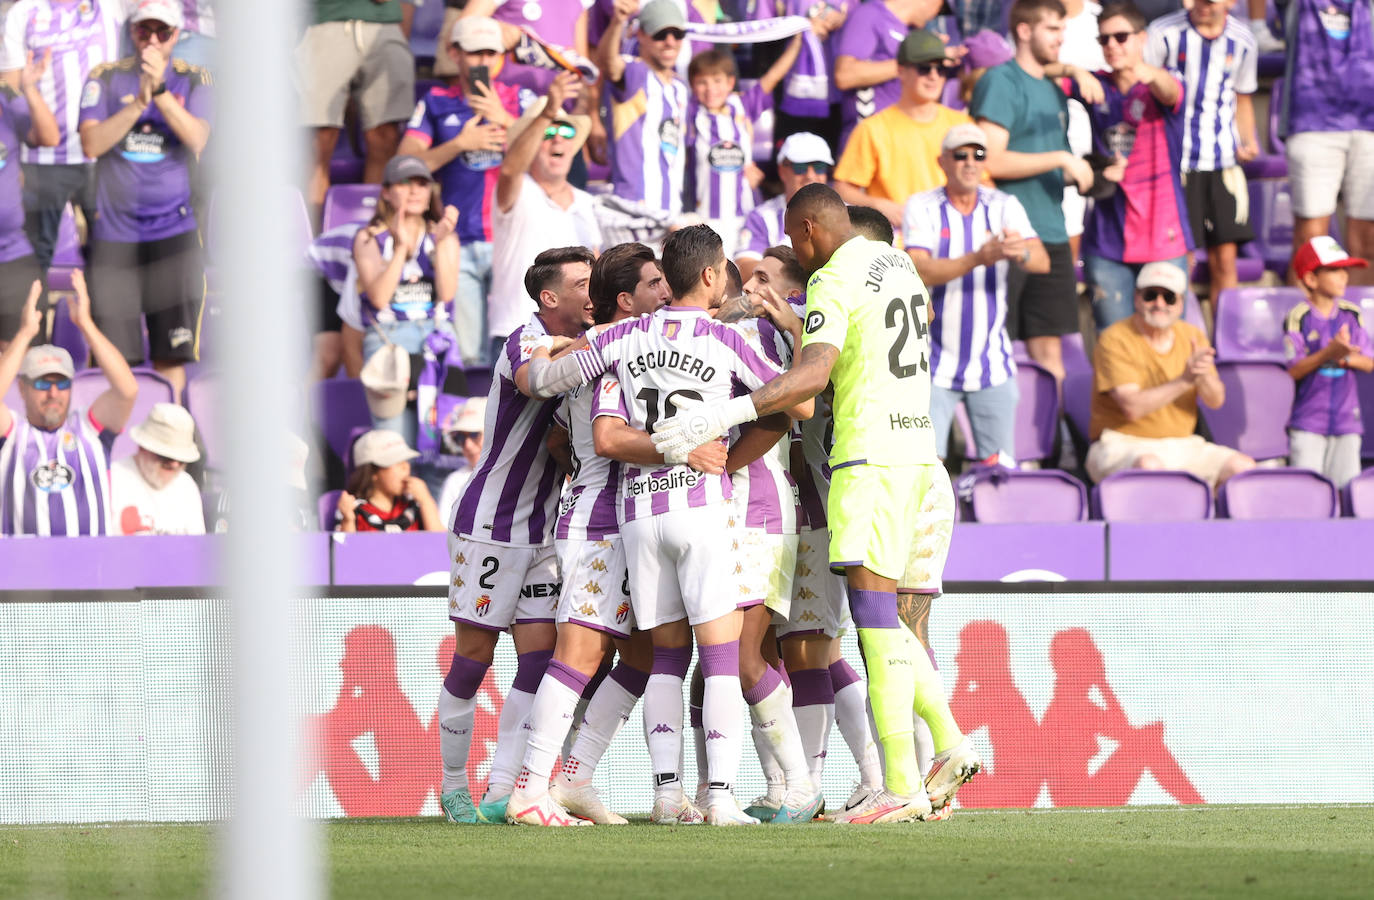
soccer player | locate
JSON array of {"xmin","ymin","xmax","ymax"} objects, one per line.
[
  {"xmin": 436, "ymin": 246, "xmax": 595, "ymax": 824},
  {"xmin": 652, "ymin": 185, "xmax": 981, "ymax": 823}
]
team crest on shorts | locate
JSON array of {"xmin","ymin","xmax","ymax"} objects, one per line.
[
  {"xmin": 474, "ymin": 594, "xmax": 492, "ymax": 616},
  {"xmin": 615, "ymin": 601, "xmax": 630, "ymax": 624}
]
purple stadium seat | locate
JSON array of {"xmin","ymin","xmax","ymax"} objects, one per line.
[
  {"xmin": 1213, "ymin": 286, "xmax": 1304, "ymax": 363},
  {"xmin": 47, "ymin": 204, "xmax": 83, "ymax": 292},
  {"xmin": 318, "ymin": 490, "xmax": 342, "ymax": 532},
  {"xmin": 464, "ymin": 365, "xmax": 494, "ymax": 399},
  {"xmin": 1192, "ymin": 244, "xmax": 1266, "ymax": 287},
  {"xmin": 1217, "ymin": 467, "xmax": 1338, "ymax": 519},
  {"xmin": 321, "ymin": 183, "xmax": 380, "ymax": 232},
  {"xmin": 1015, "ymin": 361, "xmax": 1059, "ymax": 462},
  {"xmin": 957, "ymin": 467, "xmax": 1087, "ymax": 523},
  {"xmin": 183, "ymin": 373, "xmax": 221, "ymax": 468},
  {"xmin": 48, "ymin": 296, "xmax": 90, "ymax": 370},
  {"xmin": 1344, "ymin": 287, "xmax": 1374, "ymax": 341},
  {"xmin": 1343, "ymin": 467, "xmax": 1374, "ymax": 517},
  {"xmin": 409, "ymin": 0, "xmax": 445, "ymax": 60},
  {"xmin": 1200, "ymin": 361, "xmax": 1293, "ymax": 460},
  {"xmin": 71, "ymin": 368, "xmax": 175, "ymax": 462},
  {"xmin": 312, "ymin": 378, "xmax": 372, "ymax": 463},
  {"xmin": 1267, "ymin": 77, "xmax": 1285, "ymax": 156},
  {"xmin": 1091, "ymin": 469, "xmax": 1213, "ymax": 522},
  {"xmin": 1182, "ymin": 290, "xmax": 1209, "ymax": 337}
]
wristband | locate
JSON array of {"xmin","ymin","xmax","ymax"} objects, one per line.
[{"xmin": 151, "ymin": 83, "xmax": 168, "ymax": 97}]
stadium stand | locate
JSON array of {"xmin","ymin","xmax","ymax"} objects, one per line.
[
  {"xmin": 1213, "ymin": 286, "xmax": 1305, "ymax": 362},
  {"xmin": 1343, "ymin": 467, "xmax": 1374, "ymax": 517},
  {"xmin": 318, "ymin": 489, "xmax": 343, "ymax": 532},
  {"xmin": 312, "ymin": 378, "xmax": 373, "ymax": 464},
  {"xmin": 1201, "ymin": 361, "xmax": 1295, "ymax": 461},
  {"xmin": 1217, "ymin": 467, "xmax": 1339, "ymax": 519},
  {"xmin": 958, "ymin": 467, "xmax": 1088, "ymax": 523},
  {"xmin": 71, "ymin": 368, "xmax": 174, "ymax": 463},
  {"xmin": 183, "ymin": 373, "xmax": 222, "ymax": 469},
  {"xmin": 1091, "ymin": 469, "xmax": 1214, "ymax": 522},
  {"xmin": 321, "ymin": 184, "xmax": 381, "ymax": 232}
]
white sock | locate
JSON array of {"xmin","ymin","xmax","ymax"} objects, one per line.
[
  {"xmin": 746, "ymin": 677, "xmax": 812, "ymax": 796},
  {"xmin": 702, "ymin": 674, "xmax": 744, "ymax": 791},
  {"xmin": 560, "ymin": 695, "xmax": 590, "ymax": 763},
  {"xmin": 520, "ymin": 667, "xmax": 587, "ymax": 787},
  {"xmin": 485, "ymin": 687, "xmax": 534, "ymax": 798},
  {"xmin": 794, "ymin": 702, "xmax": 834, "ymax": 788},
  {"xmin": 834, "ymin": 677, "xmax": 883, "ymax": 788},
  {"xmin": 563, "ymin": 672, "xmax": 640, "ymax": 780},
  {"xmin": 437, "ymin": 687, "xmax": 475, "ymax": 794},
  {"xmin": 751, "ymin": 722, "xmax": 786, "ymax": 800},
  {"xmin": 914, "ymin": 715, "xmax": 935, "ymax": 779},
  {"xmin": 643, "ymin": 672, "xmax": 685, "ymax": 797}
]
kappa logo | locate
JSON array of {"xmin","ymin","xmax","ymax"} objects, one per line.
[
  {"xmin": 650, "ymin": 723, "xmax": 676, "ymax": 734},
  {"xmin": 804, "ymin": 311, "xmax": 825, "ymax": 334},
  {"xmin": 589, "ymin": 558, "xmax": 608, "ymax": 573},
  {"xmin": 615, "ymin": 600, "xmax": 631, "ymax": 624},
  {"xmin": 574, "ymin": 603, "xmax": 597, "ymax": 617},
  {"xmin": 594, "ymin": 539, "xmax": 613, "ymax": 549},
  {"xmin": 797, "ymin": 609, "xmax": 820, "ymax": 622},
  {"xmin": 453, "ymin": 575, "xmax": 465, "ymax": 588},
  {"xmin": 456, "ymin": 552, "xmax": 467, "ymax": 565},
  {"xmin": 797, "ymin": 562, "xmax": 812, "ymax": 577},
  {"xmin": 474, "ymin": 594, "xmax": 493, "ymax": 616},
  {"xmin": 797, "ymin": 587, "xmax": 817, "ymax": 601},
  {"xmin": 705, "ymin": 730, "xmax": 726, "ymax": 740},
  {"xmin": 581, "ymin": 581, "xmax": 603, "ymax": 596},
  {"xmin": 798, "ymin": 541, "xmax": 811, "ymax": 554}
]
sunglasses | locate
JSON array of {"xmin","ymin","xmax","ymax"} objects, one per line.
[
  {"xmin": 543, "ymin": 122, "xmax": 578, "ymax": 140},
  {"xmin": 154, "ymin": 453, "xmax": 186, "ymax": 468},
  {"xmin": 27, "ymin": 376, "xmax": 71, "ymax": 391},
  {"xmin": 456, "ymin": 431, "xmax": 481, "ymax": 443},
  {"xmin": 951, "ymin": 148, "xmax": 987, "ymax": 162},
  {"xmin": 134, "ymin": 23, "xmax": 176, "ymax": 42},
  {"xmin": 788, "ymin": 161, "xmax": 830, "ymax": 176},
  {"xmin": 1142, "ymin": 288, "xmax": 1179, "ymax": 305},
  {"xmin": 910, "ymin": 61, "xmax": 956, "ymax": 77},
  {"xmin": 1096, "ymin": 30, "xmax": 1137, "ymax": 46},
  {"xmin": 651, "ymin": 28, "xmax": 686, "ymax": 42}
]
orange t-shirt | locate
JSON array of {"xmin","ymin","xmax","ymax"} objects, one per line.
[
  {"xmin": 834, "ymin": 104, "xmax": 980, "ymax": 204},
  {"xmin": 1090, "ymin": 318, "xmax": 1211, "ymax": 440}
]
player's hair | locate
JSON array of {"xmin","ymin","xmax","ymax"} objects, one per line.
[
  {"xmin": 786, "ymin": 183, "xmax": 850, "ymax": 232},
  {"xmin": 1009, "ymin": 0, "xmax": 1067, "ymax": 39},
  {"xmin": 591, "ymin": 242, "xmax": 658, "ymax": 325},
  {"xmin": 688, "ymin": 48, "xmax": 738, "ymax": 82},
  {"xmin": 762, "ymin": 246, "xmax": 806, "ymax": 290},
  {"xmin": 847, "ymin": 206, "xmax": 895, "ymax": 246},
  {"xmin": 661, "ymin": 224, "xmax": 725, "ymax": 299},
  {"xmin": 524, "ymin": 246, "xmax": 595, "ymax": 305},
  {"xmin": 370, "ymin": 181, "xmax": 444, "ymax": 230},
  {"xmin": 725, "ymin": 258, "xmax": 743, "ymax": 299},
  {"xmin": 1097, "ymin": 1, "xmax": 1146, "ymax": 33}
]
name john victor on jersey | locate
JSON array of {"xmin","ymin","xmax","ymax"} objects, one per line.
[{"xmin": 864, "ymin": 248, "xmax": 919, "ymax": 294}]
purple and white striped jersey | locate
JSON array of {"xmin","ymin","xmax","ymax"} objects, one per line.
[
  {"xmin": 358, "ymin": 230, "xmax": 442, "ymax": 326},
  {"xmin": 580, "ymin": 306, "xmax": 784, "ymax": 524},
  {"xmin": 554, "ymin": 374, "xmax": 623, "ymax": 541},
  {"xmin": 306, "ymin": 223, "xmax": 361, "ymax": 295},
  {"xmin": 728, "ymin": 315, "xmax": 800, "ymax": 535},
  {"xmin": 180, "ymin": 0, "xmax": 215, "ymax": 37},
  {"xmin": 0, "ymin": 0, "xmax": 124, "ymax": 166},
  {"xmin": 904, "ymin": 185, "xmax": 1030, "ymax": 392},
  {"xmin": 686, "ymin": 85, "xmax": 766, "ymax": 220},
  {"xmin": 0, "ymin": 405, "xmax": 115, "ymax": 536},
  {"xmin": 793, "ymin": 387, "xmax": 834, "ymax": 530},
  {"xmin": 734, "ymin": 193, "xmax": 788, "ymax": 262},
  {"xmin": 0, "ymin": 86, "xmax": 36, "ymax": 264},
  {"xmin": 450, "ymin": 314, "xmax": 565, "ymax": 547},
  {"xmin": 605, "ymin": 57, "xmax": 687, "ymax": 214}
]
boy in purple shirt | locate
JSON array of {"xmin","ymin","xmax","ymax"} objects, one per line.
[
  {"xmin": 77, "ymin": 0, "xmax": 211, "ymax": 400},
  {"xmin": 1285, "ymin": 236, "xmax": 1374, "ymax": 487}
]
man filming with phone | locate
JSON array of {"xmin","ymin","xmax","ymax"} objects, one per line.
[{"xmin": 400, "ymin": 16, "xmax": 522, "ymax": 366}]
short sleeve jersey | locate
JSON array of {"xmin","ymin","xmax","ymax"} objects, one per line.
[
  {"xmin": 800, "ymin": 236, "xmax": 938, "ymax": 467},
  {"xmin": 1284, "ymin": 299, "xmax": 1371, "ymax": 436},
  {"xmin": 0, "ymin": 86, "xmax": 35, "ymax": 263},
  {"xmin": 735, "ymin": 194, "xmax": 788, "ymax": 262},
  {"xmin": 834, "ymin": 104, "xmax": 976, "ymax": 205},
  {"xmin": 833, "ymin": 1, "xmax": 909, "ymax": 146},
  {"xmin": 1090, "ymin": 318, "xmax": 1209, "ymax": 440}
]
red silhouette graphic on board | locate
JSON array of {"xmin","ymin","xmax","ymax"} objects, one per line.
[
  {"xmin": 950, "ymin": 622, "xmax": 1204, "ymax": 808},
  {"xmin": 301, "ymin": 627, "xmax": 505, "ymax": 815}
]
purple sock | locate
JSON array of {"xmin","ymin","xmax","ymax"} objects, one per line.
[
  {"xmin": 829, "ymin": 658, "xmax": 863, "ymax": 692},
  {"xmin": 789, "ymin": 667, "xmax": 835, "ymax": 707},
  {"xmin": 513, "ymin": 649, "xmax": 554, "ymax": 693},
  {"xmin": 850, "ymin": 589, "xmax": 899, "ymax": 629},
  {"xmin": 609, "ymin": 662, "xmax": 650, "ymax": 697},
  {"xmin": 775, "ymin": 662, "xmax": 791, "ymax": 688},
  {"xmin": 546, "ymin": 659, "xmax": 591, "ymax": 694},
  {"xmin": 926, "ymin": 646, "xmax": 938, "ymax": 670},
  {"xmin": 741, "ymin": 662, "xmax": 781, "ymax": 706},
  {"xmin": 651, "ymin": 645, "xmax": 692, "ymax": 679},
  {"xmin": 689, "ymin": 704, "xmax": 703, "ymax": 728},
  {"xmin": 443, "ymin": 653, "xmax": 489, "ymax": 700},
  {"xmin": 583, "ymin": 662, "xmax": 612, "ymax": 699},
  {"xmin": 698, "ymin": 640, "xmax": 740, "ymax": 678}
]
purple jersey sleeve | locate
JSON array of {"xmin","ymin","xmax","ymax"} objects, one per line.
[
  {"xmin": 78, "ymin": 71, "xmax": 113, "ymax": 126},
  {"xmin": 834, "ymin": 6, "xmax": 880, "ymax": 61},
  {"xmin": 590, "ymin": 374, "xmax": 629, "ymax": 422},
  {"xmin": 186, "ymin": 72, "xmax": 212, "ymax": 122},
  {"xmin": 716, "ymin": 322, "xmax": 786, "ymax": 389},
  {"xmin": 405, "ymin": 93, "xmax": 438, "ymax": 147}
]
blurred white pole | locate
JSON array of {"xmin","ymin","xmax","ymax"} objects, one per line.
[{"xmin": 217, "ymin": 0, "xmax": 318, "ymax": 897}]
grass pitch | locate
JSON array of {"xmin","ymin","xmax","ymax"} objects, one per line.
[{"xmin": 2, "ymin": 805, "xmax": 1371, "ymax": 899}]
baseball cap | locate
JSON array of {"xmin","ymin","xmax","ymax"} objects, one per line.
[
  {"xmin": 1136, "ymin": 261, "xmax": 1188, "ymax": 297},
  {"xmin": 1293, "ymin": 235, "xmax": 1369, "ymax": 279},
  {"xmin": 19, "ymin": 345, "xmax": 75, "ymax": 380},
  {"xmin": 130, "ymin": 0, "xmax": 183, "ymax": 28},
  {"xmin": 942, "ymin": 123, "xmax": 988, "ymax": 152},
  {"xmin": 964, "ymin": 29, "xmax": 1014, "ymax": 70},
  {"xmin": 777, "ymin": 132, "xmax": 835, "ymax": 167},
  {"xmin": 639, "ymin": 0, "xmax": 688, "ymax": 36},
  {"xmin": 130, "ymin": 402, "xmax": 201, "ymax": 464},
  {"xmin": 452, "ymin": 16, "xmax": 504, "ymax": 54},
  {"xmin": 447, "ymin": 397, "xmax": 487, "ymax": 435},
  {"xmin": 352, "ymin": 430, "xmax": 420, "ymax": 469},
  {"xmin": 382, "ymin": 155, "xmax": 434, "ymax": 187},
  {"xmin": 896, "ymin": 29, "xmax": 948, "ymax": 66}
]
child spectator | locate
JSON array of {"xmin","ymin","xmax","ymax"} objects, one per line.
[
  {"xmin": 685, "ymin": 40, "xmax": 800, "ymax": 259},
  {"xmin": 1284, "ymin": 236, "xmax": 1374, "ymax": 488},
  {"xmin": 336, "ymin": 429, "xmax": 443, "ymax": 532}
]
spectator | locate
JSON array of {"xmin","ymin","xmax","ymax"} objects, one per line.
[
  {"xmin": 1276, "ymin": 0, "xmax": 1374, "ymax": 285},
  {"xmin": 685, "ymin": 39, "xmax": 800, "ymax": 260},
  {"xmin": 1146, "ymin": 0, "xmax": 1259, "ymax": 301},
  {"xmin": 0, "ymin": 273, "xmax": 137, "ymax": 536},
  {"xmin": 437, "ymin": 395, "xmax": 487, "ymax": 525},
  {"xmin": 1057, "ymin": 0, "xmax": 1106, "ymax": 262},
  {"xmin": 1284, "ymin": 236, "xmax": 1373, "ymax": 488},
  {"xmin": 336, "ymin": 429, "xmax": 443, "ymax": 532},
  {"xmin": 734, "ymin": 131, "xmax": 832, "ymax": 282},
  {"xmin": 1086, "ymin": 262, "xmax": 1254, "ymax": 487},
  {"xmin": 77, "ymin": 0, "xmax": 211, "ymax": 402},
  {"xmin": 972, "ymin": 0, "xmax": 1095, "ymax": 383},
  {"xmin": 950, "ymin": 0, "xmax": 1010, "ymax": 36},
  {"xmin": 173, "ymin": 1, "xmax": 215, "ymax": 72},
  {"xmin": 399, "ymin": 15, "xmax": 523, "ymax": 365},
  {"xmin": 906, "ymin": 123, "xmax": 1050, "ymax": 463},
  {"xmin": 833, "ymin": 0, "xmax": 946, "ymax": 148},
  {"xmin": 1075, "ymin": 1, "xmax": 1190, "ymax": 330},
  {"xmin": 0, "ymin": 47, "xmax": 58, "ymax": 350},
  {"xmin": 835, "ymin": 29, "xmax": 975, "ymax": 228},
  {"xmin": 307, "ymin": 222, "xmax": 365, "ymax": 381},
  {"xmin": 0, "ymin": 0, "xmax": 123, "ymax": 273},
  {"xmin": 773, "ymin": 0, "xmax": 849, "ymax": 147},
  {"xmin": 491, "ymin": 72, "xmax": 602, "ymax": 361},
  {"xmin": 111, "ymin": 401, "xmax": 205, "ymax": 535},
  {"xmin": 298, "ymin": 0, "xmax": 415, "ymax": 213}
]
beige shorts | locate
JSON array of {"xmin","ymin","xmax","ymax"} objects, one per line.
[
  {"xmin": 295, "ymin": 20, "xmax": 416, "ymax": 130},
  {"xmin": 1086, "ymin": 429, "xmax": 1242, "ymax": 487},
  {"xmin": 432, "ymin": 9, "xmax": 461, "ymax": 77}
]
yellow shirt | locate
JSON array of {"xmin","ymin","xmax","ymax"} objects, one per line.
[
  {"xmin": 1090, "ymin": 318, "xmax": 1211, "ymax": 440},
  {"xmin": 833, "ymin": 104, "xmax": 975, "ymax": 204}
]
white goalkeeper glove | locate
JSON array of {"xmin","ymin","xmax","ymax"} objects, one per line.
[{"xmin": 651, "ymin": 396, "xmax": 757, "ymax": 464}]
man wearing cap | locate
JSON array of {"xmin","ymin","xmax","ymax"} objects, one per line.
[
  {"xmin": 734, "ymin": 132, "xmax": 832, "ymax": 283},
  {"xmin": 906, "ymin": 123, "xmax": 1049, "ymax": 463},
  {"xmin": 489, "ymin": 71, "xmax": 601, "ymax": 363},
  {"xmin": 111, "ymin": 401, "xmax": 205, "ymax": 535},
  {"xmin": 835, "ymin": 30, "xmax": 977, "ymax": 228},
  {"xmin": 1086, "ymin": 261, "xmax": 1255, "ymax": 487},
  {"xmin": 436, "ymin": 395, "xmax": 487, "ymax": 526},
  {"xmin": 0, "ymin": 270, "xmax": 137, "ymax": 536},
  {"xmin": 298, "ymin": 0, "xmax": 416, "ymax": 212},
  {"xmin": 400, "ymin": 15, "xmax": 525, "ymax": 365},
  {"xmin": 78, "ymin": 0, "xmax": 211, "ymax": 402}
]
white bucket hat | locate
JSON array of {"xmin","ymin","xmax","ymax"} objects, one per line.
[{"xmin": 130, "ymin": 402, "xmax": 201, "ymax": 463}]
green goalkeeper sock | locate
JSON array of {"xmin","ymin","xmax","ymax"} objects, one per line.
[
  {"xmin": 855, "ymin": 625, "xmax": 921, "ymax": 797},
  {"xmin": 911, "ymin": 643, "xmax": 964, "ymax": 753}
]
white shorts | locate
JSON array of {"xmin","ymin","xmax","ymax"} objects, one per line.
[
  {"xmin": 447, "ymin": 534, "xmax": 560, "ymax": 631},
  {"xmin": 730, "ymin": 526, "xmax": 798, "ymax": 617},
  {"xmin": 555, "ymin": 537, "xmax": 634, "ymax": 638},
  {"xmin": 897, "ymin": 463, "xmax": 955, "ymax": 594},
  {"xmin": 777, "ymin": 527, "xmax": 848, "ymax": 639},
  {"xmin": 1286, "ymin": 130, "xmax": 1374, "ymax": 220},
  {"xmin": 621, "ymin": 505, "xmax": 736, "ymax": 629}
]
